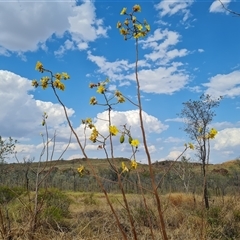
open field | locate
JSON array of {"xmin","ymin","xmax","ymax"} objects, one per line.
[
  {"xmin": 0, "ymin": 158, "xmax": 240, "ymax": 239},
  {"xmin": 2, "ymin": 191, "xmax": 240, "ymax": 239}
]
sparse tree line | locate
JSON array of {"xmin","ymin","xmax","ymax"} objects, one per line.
[{"xmin": 0, "ymin": 157, "xmax": 239, "ymax": 197}]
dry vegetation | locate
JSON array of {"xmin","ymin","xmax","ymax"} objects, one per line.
[{"xmin": 1, "ymin": 189, "xmax": 240, "ymax": 239}]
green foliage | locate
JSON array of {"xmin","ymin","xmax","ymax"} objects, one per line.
[
  {"xmin": 39, "ymin": 188, "xmax": 71, "ymax": 223},
  {"xmin": 0, "ymin": 186, "xmax": 24, "ymax": 204}
]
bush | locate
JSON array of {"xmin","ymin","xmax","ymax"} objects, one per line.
[
  {"xmin": 39, "ymin": 188, "xmax": 71, "ymax": 223},
  {"xmin": 0, "ymin": 186, "xmax": 24, "ymax": 204}
]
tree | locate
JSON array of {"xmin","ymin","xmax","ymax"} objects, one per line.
[
  {"xmin": 173, "ymin": 156, "xmax": 194, "ymax": 193},
  {"xmin": 179, "ymin": 94, "xmax": 221, "ymax": 209},
  {"xmin": 0, "ymin": 136, "xmax": 17, "ymax": 163}
]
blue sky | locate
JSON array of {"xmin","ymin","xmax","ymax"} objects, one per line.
[{"xmin": 0, "ymin": 0, "xmax": 240, "ymax": 164}]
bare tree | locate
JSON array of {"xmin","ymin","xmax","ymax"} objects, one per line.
[
  {"xmin": 173, "ymin": 156, "xmax": 193, "ymax": 193},
  {"xmin": 179, "ymin": 94, "xmax": 221, "ymax": 209}
]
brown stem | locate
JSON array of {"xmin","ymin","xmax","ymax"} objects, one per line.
[
  {"xmin": 135, "ymin": 38, "xmax": 168, "ymax": 240},
  {"xmin": 50, "ymin": 82, "xmax": 128, "ymax": 239}
]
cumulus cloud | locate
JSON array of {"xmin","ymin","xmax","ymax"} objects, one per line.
[
  {"xmin": 213, "ymin": 128, "xmax": 240, "ymax": 150},
  {"xmin": 90, "ymin": 110, "xmax": 168, "ymax": 137},
  {"xmin": 140, "ymin": 29, "xmax": 189, "ymax": 64},
  {"xmin": 203, "ymin": 71, "xmax": 240, "ymax": 98},
  {"xmin": 86, "ymin": 27, "xmax": 190, "ymax": 95},
  {"xmin": 125, "ymin": 62, "xmax": 189, "ymax": 94},
  {"xmin": 209, "ymin": 0, "xmax": 231, "ymax": 13},
  {"xmin": 0, "ymin": 70, "xmax": 74, "ymax": 139},
  {"xmin": 0, "ymin": 1, "xmax": 109, "ymax": 54}
]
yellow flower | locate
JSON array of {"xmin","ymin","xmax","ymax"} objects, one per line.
[
  {"xmin": 124, "ymin": 19, "xmax": 129, "ymax": 26},
  {"xmin": 90, "ymin": 128, "xmax": 98, "ymax": 143},
  {"xmin": 121, "ymin": 162, "xmax": 129, "ymax": 173},
  {"xmin": 90, "ymin": 97, "xmax": 97, "ymax": 105},
  {"xmin": 40, "ymin": 77, "xmax": 49, "ymax": 89},
  {"xmin": 120, "ymin": 28, "xmax": 128, "ymax": 35},
  {"xmin": 62, "ymin": 72, "xmax": 70, "ymax": 80},
  {"xmin": 118, "ymin": 96, "xmax": 125, "ymax": 103},
  {"xmin": 109, "ymin": 125, "xmax": 119, "ymax": 136},
  {"xmin": 198, "ymin": 127, "xmax": 203, "ymax": 133},
  {"xmin": 132, "ymin": 16, "xmax": 136, "ymax": 23},
  {"xmin": 120, "ymin": 7, "xmax": 127, "ymax": 15},
  {"xmin": 208, "ymin": 128, "xmax": 218, "ymax": 139},
  {"xmin": 35, "ymin": 61, "xmax": 43, "ymax": 72},
  {"xmin": 32, "ymin": 80, "xmax": 38, "ymax": 87},
  {"xmin": 145, "ymin": 24, "xmax": 150, "ymax": 32},
  {"xmin": 131, "ymin": 160, "xmax": 137, "ymax": 169},
  {"xmin": 77, "ymin": 165, "xmax": 84, "ymax": 173},
  {"xmin": 58, "ymin": 82, "xmax": 65, "ymax": 91},
  {"xmin": 134, "ymin": 24, "xmax": 143, "ymax": 31},
  {"xmin": 53, "ymin": 80, "xmax": 65, "ymax": 91},
  {"xmin": 96, "ymin": 85, "xmax": 105, "ymax": 94},
  {"xmin": 133, "ymin": 32, "xmax": 143, "ymax": 39},
  {"xmin": 133, "ymin": 4, "xmax": 141, "ymax": 12},
  {"xmin": 131, "ymin": 139, "xmax": 140, "ymax": 148},
  {"xmin": 85, "ymin": 118, "xmax": 92, "ymax": 124},
  {"xmin": 117, "ymin": 21, "xmax": 122, "ymax": 28},
  {"xmin": 55, "ymin": 73, "xmax": 62, "ymax": 80},
  {"xmin": 188, "ymin": 143, "xmax": 194, "ymax": 150},
  {"xmin": 115, "ymin": 90, "xmax": 122, "ymax": 97}
]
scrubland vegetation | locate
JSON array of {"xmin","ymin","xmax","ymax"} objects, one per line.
[
  {"xmin": 1, "ymin": 3, "xmax": 240, "ymax": 240},
  {"xmin": 1, "ymin": 158, "xmax": 240, "ymax": 239}
]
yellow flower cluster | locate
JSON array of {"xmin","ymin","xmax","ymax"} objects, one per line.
[
  {"xmin": 184, "ymin": 142, "xmax": 194, "ymax": 150},
  {"xmin": 121, "ymin": 159, "xmax": 138, "ymax": 173},
  {"xmin": 115, "ymin": 90, "xmax": 125, "ymax": 103},
  {"xmin": 77, "ymin": 165, "xmax": 85, "ymax": 176},
  {"xmin": 207, "ymin": 128, "xmax": 218, "ymax": 139},
  {"xmin": 131, "ymin": 160, "xmax": 138, "ymax": 169},
  {"xmin": 90, "ymin": 128, "xmax": 99, "ymax": 143},
  {"xmin": 117, "ymin": 5, "xmax": 150, "ymax": 40},
  {"xmin": 33, "ymin": 61, "xmax": 70, "ymax": 91}
]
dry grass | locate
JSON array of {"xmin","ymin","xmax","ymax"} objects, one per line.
[{"xmin": 2, "ymin": 192, "xmax": 240, "ymax": 239}]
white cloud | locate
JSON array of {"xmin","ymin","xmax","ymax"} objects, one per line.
[
  {"xmin": 198, "ymin": 49, "xmax": 204, "ymax": 53},
  {"xmin": 125, "ymin": 63, "xmax": 189, "ymax": 94},
  {"xmin": 213, "ymin": 128, "xmax": 240, "ymax": 150},
  {"xmin": 165, "ymin": 117, "xmax": 185, "ymax": 123},
  {"xmin": 0, "ymin": 46, "xmax": 10, "ymax": 56},
  {"xmin": 0, "ymin": 1, "xmax": 109, "ymax": 54},
  {"xmin": 164, "ymin": 137, "xmax": 184, "ymax": 143},
  {"xmin": 155, "ymin": 0, "xmax": 193, "ymax": 21},
  {"xmin": 91, "ymin": 110, "xmax": 168, "ymax": 137},
  {"xmin": 0, "ymin": 70, "xmax": 74, "ymax": 139},
  {"xmin": 165, "ymin": 150, "xmax": 183, "ymax": 160},
  {"xmin": 140, "ymin": 29, "xmax": 189, "ymax": 64},
  {"xmin": 211, "ymin": 121, "xmax": 240, "ymax": 130},
  {"xmin": 203, "ymin": 71, "xmax": 240, "ymax": 98},
  {"xmin": 209, "ymin": 0, "xmax": 231, "ymax": 13},
  {"xmin": 68, "ymin": 2, "xmax": 110, "ymax": 51}
]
